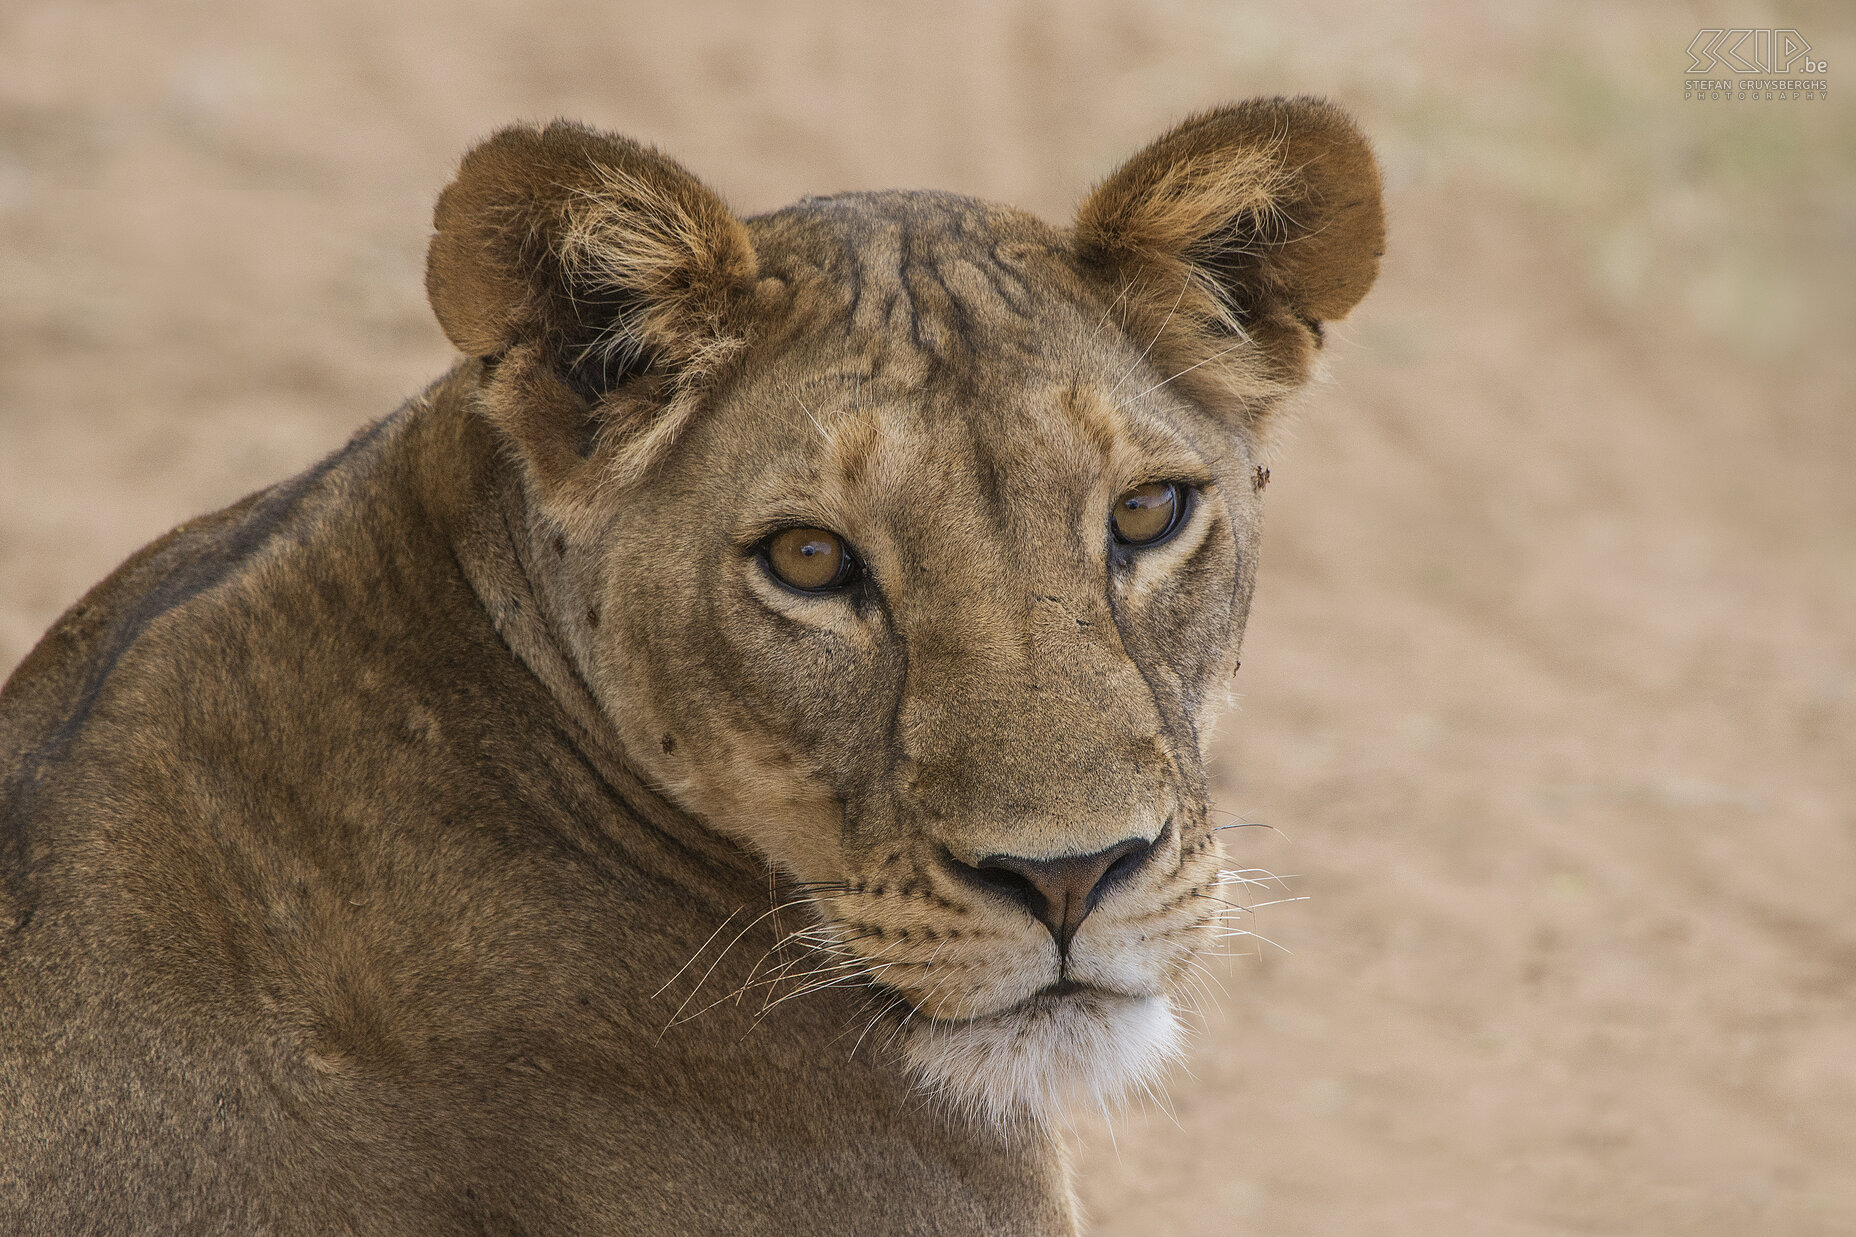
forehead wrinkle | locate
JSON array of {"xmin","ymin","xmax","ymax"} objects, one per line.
[
  {"xmin": 783, "ymin": 193, "xmax": 1066, "ymax": 370},
  {"xmin": 962, "ymin": 399, "xmax": 1020, "ymax": 550}
]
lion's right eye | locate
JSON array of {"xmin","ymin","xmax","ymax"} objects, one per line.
[{"xmin": 763, "ymin": 527, "xmax": 860, "ymax": 593}]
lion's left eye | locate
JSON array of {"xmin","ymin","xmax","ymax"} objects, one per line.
[{"xmin": 1110, "ymin": 482, "xmax": 1188, "ymax": 546}]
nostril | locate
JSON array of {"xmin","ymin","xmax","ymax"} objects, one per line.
[
  {"xmin": 1096, "ymin": 836, "xmax": 1153, "ymax": 895},
  {"xmin": 958, "ymin": 856, "xmax": 1051, "ymax": 921}
]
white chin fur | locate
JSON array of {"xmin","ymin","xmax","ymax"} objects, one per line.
[{"xmin": 900, "ymin": 992, "xmax": 1183, "ymax": 1129}]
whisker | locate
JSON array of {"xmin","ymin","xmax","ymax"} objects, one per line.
[
  {"xmin": 1106, "ymin": 280, "xmax": 1188, "ymax": 400},
  {"xmin": 1115, "ymin": 337, "xmax": 1252, "ymax": 410},
  {"xmin": 794, "ymin": 394, "xmax": 829, "ymax": 439},
  {"xmin": 659, "ymin": 901, "xmax": 792, "ymax": 1031},
  {"xmin": 650, "ymin": 905, "xmax": 746, "ymax": 1001}
]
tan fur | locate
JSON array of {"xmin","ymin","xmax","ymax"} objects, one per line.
[{"xmin": 1, "ymin": 100, "xmax": 1383, "ymax": 1233}]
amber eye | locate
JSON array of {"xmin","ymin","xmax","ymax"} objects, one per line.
[
  {"xmin": 1111, "ymin": 481, "xmax": 1186, "ymax": 546},
  {"xmin": 764, "ymin": 527, "xmax": 859, "ymax": 592}
]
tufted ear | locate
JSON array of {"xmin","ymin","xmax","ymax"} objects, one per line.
[
  {"xmin": 426, "ymin": 121, "xmax": 757, "ymax": 504},
  {"xmin": 1074, "ymin": 97, "xmax": 1384, "ymax": 440}
]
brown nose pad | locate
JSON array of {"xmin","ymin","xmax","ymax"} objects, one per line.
[{"xmin": 947, "ymin": 836, "xmax": 1155, "ymax": 953}]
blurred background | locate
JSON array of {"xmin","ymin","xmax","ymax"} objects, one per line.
[{"xmin": 3, "ymin": 1, "xmax": 1852, "ymax": 1232}]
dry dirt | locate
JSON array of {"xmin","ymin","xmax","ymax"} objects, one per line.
[{"xmin": 3, "ymin": 2, "xmax": 1852, "ymax": 1233}]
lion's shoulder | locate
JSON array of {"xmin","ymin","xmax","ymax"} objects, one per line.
[{"xmin": 0, "ymin": 414, "xmax": 414, "ymax": 930}]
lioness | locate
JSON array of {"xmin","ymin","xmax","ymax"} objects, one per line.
[{"xmin": 0, "ymin": 98, "xmax": 1381, "ymax": 1234}]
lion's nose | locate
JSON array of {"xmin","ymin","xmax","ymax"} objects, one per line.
[{"xmin": 945, "ymin": 836, "xmax": 1155, "ymax": 952}]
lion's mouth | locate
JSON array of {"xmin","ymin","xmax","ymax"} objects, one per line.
[
  {"xmin": 1009, "ymin": 977, "xmax": 1131, "ymax": 1012},
  {"xmin": 914, "ymin": 977, "xmax": 1147, "ymax": 1027}
]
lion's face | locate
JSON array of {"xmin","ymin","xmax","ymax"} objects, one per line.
[{"xmin": 425, "ymin": 104, "xmax": 1382, "ymax": 1125}]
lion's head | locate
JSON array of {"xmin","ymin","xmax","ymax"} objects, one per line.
[{"xmin": 424, "ymin": 99, "xmax": 1383, "ymax": 1126}]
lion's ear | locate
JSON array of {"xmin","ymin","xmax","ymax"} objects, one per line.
[
  {"xmin": 426, "ymin": 121, "xmax": 756, "ymax": 498},
  {"xmin": 1074, "ymin": 97, "xmax": 1384, "ymax": 437}
]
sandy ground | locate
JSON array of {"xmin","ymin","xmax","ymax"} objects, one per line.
[{"xmin": 3, "ymin": 2, "xmax": 1853, "ymax": 1232}]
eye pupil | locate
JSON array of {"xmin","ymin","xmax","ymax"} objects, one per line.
[
  {"xmin": 766, "ymin": 527, "xmax": 857, "ymax": 592},
  {"xmin": 1111, "ymin": 482, "xmax": 1185, "ymax": 546}
]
